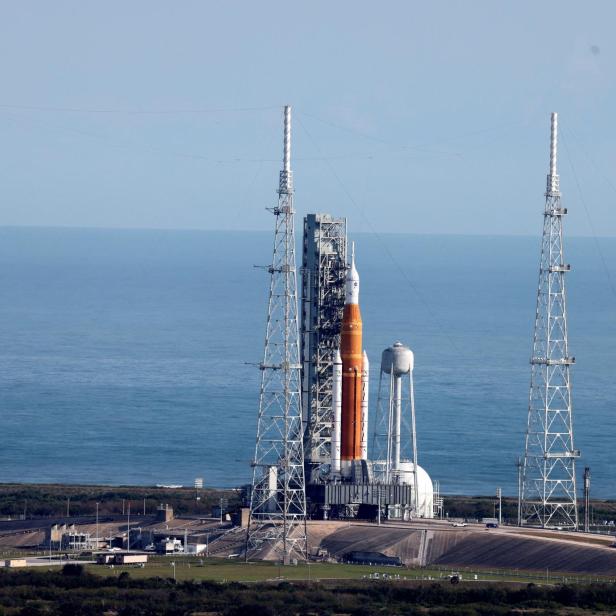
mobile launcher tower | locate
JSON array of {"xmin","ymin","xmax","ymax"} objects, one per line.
[{"xmin": 301, "ymin": 224, "xmax": 435, "ymax": 520}]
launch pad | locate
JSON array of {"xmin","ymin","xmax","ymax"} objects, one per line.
[
  {"xmin": 247, "ymin": 107, "xmax": 437, "ymax": 563},
  {"xmin": 301, "ymin": 213, "xmax": 437, "ymax": 521}
]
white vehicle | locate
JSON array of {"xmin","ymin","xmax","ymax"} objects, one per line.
[
  {"xmin": 162, "ymin": 538, "xmax": 184, "ymax": 554},
  {"xmin": 451, "ymin": 522, "xmax": 467, "ymax": 527}
]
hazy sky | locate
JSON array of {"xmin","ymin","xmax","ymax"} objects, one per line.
[{"xmin": 1, "ymin": 1, "xmax": 615, "ymax": 235}]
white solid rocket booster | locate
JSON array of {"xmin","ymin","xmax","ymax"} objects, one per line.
[
  {"xmin": 331, "ymin": 349, "xmax": 342, "ymax": 475},
  {"xmin": 361, "ymin": 350, "xmax": 369, "ymax": 460}
]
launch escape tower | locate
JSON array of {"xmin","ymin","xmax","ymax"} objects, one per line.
[
  {"xmin": 521, "ymin": 112, "xmax": 580, "ymax": 529},
  {"xmin": 246, "ymin": 106, "xmax": 308, "ymax": 562},
  {"xmin": 301, "ymin": 214, "xmax": 347, "ymax": 483}
]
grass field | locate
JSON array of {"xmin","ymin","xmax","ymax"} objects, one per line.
[
  {"xmin": 90, "ymin": 558, "xmax": 401, "ymax": 582},
  {"xmin": 85, "ymin": 556, "xmax": 608, "ymax": 586}
]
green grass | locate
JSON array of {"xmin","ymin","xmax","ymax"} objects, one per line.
[
  {"xmin": 85, "ymin": 557, "xmax": 598, "ymax": 585},
  {"xmin": 89, "ymin": 558, "xmax": 392, "ymax": 582}
]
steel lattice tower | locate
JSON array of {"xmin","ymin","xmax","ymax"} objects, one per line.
[
  {"xmin": 301, "ymin": 214, "xmax": 347, "ymax": 484},
  {"xmin": 246, "ymin": 106, "xmax": 308, "ymax": 563},
  {"xmin": 521, "ymin": 112, "xmax": 580, "ymax": 529}
]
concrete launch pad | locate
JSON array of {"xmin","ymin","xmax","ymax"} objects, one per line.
[
  {"xmin": 283, "ymin": 521, "xmax": 616, "ymax": 576},
  {"xmin": 309, "ymin": 520, "xmax": 616, "ymax": 575}
]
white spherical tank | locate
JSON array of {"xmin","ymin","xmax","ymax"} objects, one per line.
[
  {"xmin": 396, "ymin": 462, "xmax": 434, "ymax": 519},
  {"xmin": 381, "ymin": 341, "xmax": 414, "ymax": 376}
]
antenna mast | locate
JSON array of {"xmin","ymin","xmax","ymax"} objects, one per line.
[
  {"xmin": 521, "ymin": 112, "xmax": 580, "ymax": 529},
  {"xmin": 246, "ymin": 106, "xmax": 308, "ymax": 562}
]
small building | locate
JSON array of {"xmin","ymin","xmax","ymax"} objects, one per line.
[
  {"xmin": 115, "ymin": 553, "xmax": 148, "ymax": 565},
  {"xmin": 95, "ymin": 552, "xmax": 148, "ymax": 565},
  {"xmin": 96, "ymin": 553, "xmax": 115, "ymax": 565},
  {"xmin": 4, "ymin": 559, "xmax": 27, "ymax": 568},
  {"xmin": 63, "ymin": 532, "xmax": 92, "ymax": 551},
  {"xmin": 159, "ymin": 538, "xmax": 184, "ymax": 554},
  {"xmin": 236, "ymin": 507, "xmax": 250, "ymax": 528},
  {"xmin": 45, "ymin": 524, "xmax": 94, "ymax": 551},
  {"xmin": 45, "ymin": 523, "xmax": 68, "ymax": 549},
  {"xmin": 185, "ymin": 543, "xmax": 207, "ymax": 555},
  {"xmin": 156, "ymin": 504, "xmax": 174, "ymax": 523}
]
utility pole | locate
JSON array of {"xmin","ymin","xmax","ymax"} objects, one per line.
[
  {"xmin": 96, "ymin": 502, "xmax": 99, "ymax": 551},
  {"xmin": 583, "ymin": 467, "xmax": 591, "ymax": 533},
  {"xmin": 246, "ymin": 106, "xmax": 308, "ymax": 564},
  {"xmin": 127, "ymin": 502, "xmax": 131, "ymax": 553},
  {"xmin": 516, "ymin": 457, "xmax": 522, "ymax": 527},
  {"xmin": 496, "ymin": 487, "xmax": 502, "ymax": 525},
  {"xmin": 521, "ymin": 113, "xmax": 580, "ymax": 529}
]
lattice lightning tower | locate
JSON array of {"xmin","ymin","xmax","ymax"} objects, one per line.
[
  {"xmin": 521, "ymin": 112, "xmax": 580, "ymax": 529},
  {"xmin": 246, "ymin": 106, "xmax": 308, "ymax": 562}
]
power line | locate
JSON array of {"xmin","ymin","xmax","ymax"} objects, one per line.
[
  {"xmin": 2, "ymin": 108, "xmax": 459, "ymax": 165},
  {"xmin": 0, "ymin": 103, "xmax": 280, "ymax": 115},
  {"xmin": 299, "ymin": 108, "xmax": 529, "ymax": 156},
  {"xmin": 560, "ymin": 127, "xmax": 616, "ymax": 303},
  {"xmin": 295, "ymin": 113, "xmax": 462, "ymax": 354}
]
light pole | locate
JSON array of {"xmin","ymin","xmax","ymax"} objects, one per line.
[
  {"xmin": 127, "ymin": 502, "xmax": 131, "ymax": 553},
  {"xmin": 496, "ymin": 488, "xmax": 502, "ymax": 525},
  {"xmin": 517, "ymin": 458, "xmax": 522, "ymax": 527},
  {"xmin": 96, "ymin": 502, "xmax": 99, "ymax": 551},
  {"xmin": 219, "ymin": 497, "xmax": 228, "ymax": 526}
]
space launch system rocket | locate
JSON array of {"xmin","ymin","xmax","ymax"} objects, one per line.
[{"xmin": 332, "ymin": 243, "xmax": 369, "ymax": 478}]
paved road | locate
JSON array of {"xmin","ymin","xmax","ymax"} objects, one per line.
[{"xmin": 0, "ymin": 515, "xmax": 153, "ymax": 536}]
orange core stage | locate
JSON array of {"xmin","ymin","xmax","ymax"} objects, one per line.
[{"xmin": 340, "ymin": 302, "xmax": 363, "ymax": 461}]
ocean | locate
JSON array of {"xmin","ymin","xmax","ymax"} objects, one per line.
[{"xmin": 0, "ymin": 226, "xmax": 614, "ymax": 497}]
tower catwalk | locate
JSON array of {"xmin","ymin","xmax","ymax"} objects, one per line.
[
  {"xmin": 521, "ymin": 112, "xmax": 580, "ymax": 529},
  {"xmin": 246, "ymin": 106, "xmax": 308, "ymax": 562},
  {"xmin": 301, "ymin": 213, "xmax": 347, "ymax": 483}
]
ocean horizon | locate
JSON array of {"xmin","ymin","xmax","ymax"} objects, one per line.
[{"xmin": 0, "ymin": 226, "xmax": 614, "ymax": 498}]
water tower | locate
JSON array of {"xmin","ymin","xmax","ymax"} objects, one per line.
[{"xmin": 372, "ymin": 341, "xmax": 421, "ymax": 516}]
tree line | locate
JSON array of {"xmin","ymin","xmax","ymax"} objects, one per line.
[{"xmin": 2, "ymin": 566, "xmax": 616, "ymax": 615}]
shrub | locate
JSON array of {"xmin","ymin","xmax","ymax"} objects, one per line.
[{"xmin": 61, "ymin": 563, "xmax": 84, "ymax": 577}]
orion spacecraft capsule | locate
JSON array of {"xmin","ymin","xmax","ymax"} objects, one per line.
[{"xmin": 332, "ymin": 243, "xmax": 369, "ymax": 478}]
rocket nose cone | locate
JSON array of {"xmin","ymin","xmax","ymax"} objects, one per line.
[{"xmin": 345, "ymin": 243, "xmax": 360, "ymax": 304}]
